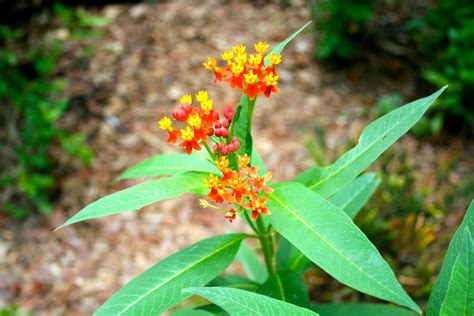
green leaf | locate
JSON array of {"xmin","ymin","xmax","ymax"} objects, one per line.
[
  {"xmin": 209, "ymin": 274, "xmax": 260, "ymax": 292},
  {"xmin": 267, "ymin": 182, "xmax": 420, "ymax": 313},
  {"xmin": 295, "ymin": 87, "xmax": 447, "ymax": 197},
  {"xmin": 236, "ymin": 241, "xmax": 268, "ymax": 283},
  {"xmin": 264, "ymin": 21, "xmax": 312, "ymax": 65},
  {"xmin": 313, "ymin": 303, "xmax": 417, "ymax": 316},
  {"xmin": 231, "ymin": 96, "xmax": 255, "ymax": 157},
  {"xmin": 115, "ymin": 154, "xmax": 219, "ymax": 182},
  {"xmin": 329, "ymin": 173, "xmax": 380, "ymax": 218},
  {"xmin": 183, "ymin": 287, "xmax": 317, "ymax": 316},
  {"xmin": 58, "ymin": 172, "xmax": 209, "ymax": 229},
  {"xmin": 277, "ymin": 174, "xmax": 380, "ymax": 273},
  {"xmin": 251, "ymin": 146, "xmax": 267, "ymax": 175},
  {"xmin": 94, "ymin": 234, "xmax": 245, "ymax": 315},
  {"xmin": 277, "ymin": 237, "xmax": 311, "ymax": 274},
  {"xmin": 427, "ymin": 201, "xmax": 474, "ymax": 316},
  {"xmin": 257, "ymin": 270, "xmax": 311, "ymax": 308},
  {"xmin": 171, "ymin": 308, "xmax": 215, "ymax": 316}
]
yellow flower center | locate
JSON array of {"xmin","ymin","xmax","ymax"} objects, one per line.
[
  {"xmin": 254, "ymin": 41, "xmax": 269, "ymax": 54},
  {"xmin": 203, "ymin": 57, "xmax": 217, "ymax": 70},
  {"xmin": 267, "ymin": 52, "xmax": 282, "ymax": 66},
  {"xmin": 187, "ymin": 113, "xmax": 202, "ymax": 129},
  {"xmin": 200, "ymin": 99, "xmax": 213, "ymax": 115},
  {"xmin": 221, "ymin": 50, "xmax": 234, "ymax": 62},
  {"xmin": 181, "ymin": 126, "xmax": 194, "ymax": 141},
  {"xmin": 249, "ymin": 53, "xmax": 263, "ymax": 68},
  {"xmin": 158, "ymin": 116, "xmax": 172, "ymax": 130},
  {"xmin": 216, "ymin": 156, "xmax": 229, "ymax": 171},
  {"xmin": 180, "ymin": 94, "xmax": 192, "ymax": 105},
  {"xmin": 195, "ymin": 90, "xmax": 208, "ymax": 103},
  {"xmin": 244, "ymin": 70, "xmax": 258, "ymax": 85},
  {"xmin": 231, "ymin": 63, "xmax": 244, "ymax": 76},
  {"xmin": 264, "ymin": 73, "xmax": 279, "ymax": 86}
]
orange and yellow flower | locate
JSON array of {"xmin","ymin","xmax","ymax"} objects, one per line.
[{"xmin": 203, "ymin": 41, "xmax": 282, "ymax": 100}]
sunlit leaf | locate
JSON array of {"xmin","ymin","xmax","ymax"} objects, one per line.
[
  {"xmin": 267, "ymin": 182, "xmax": 420, "ymax": 313},
  {"xmin": 427, "ymin": 201, "xmax": 474, "ymax": 315},
  {"xmin": 95, "ymin": 234, "xmax": 245, "ymax": 315},
  {"xmin": 313, "ymin": 303, "xmax": 417, "ymax": 316},
  {"xmin": 183, "ymin": 287, "xmax": 317, "ymax": 315},
  {"xmin": 58, "ymin": 172, "xmax": 208, "ymax": 229},
  {"xmin": 115, "ymin": 154, "xmax": 219, "ymax": 182},
  {"xmin": 295, "ymin": 87, "xmax": 446, "ymax": 197}
]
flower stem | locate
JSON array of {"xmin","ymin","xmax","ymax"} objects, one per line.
[
  {"xmin": 202, "ymin": 142, "xmax": 214, "ymax": 160},
  {"xmin": 256, "ymin": 216, "xmax": 276, "ymax": 274}
]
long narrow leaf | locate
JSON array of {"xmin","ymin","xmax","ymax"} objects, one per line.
[
  {"xmin": 427, "ymin": 200, "xmax": 474, "ymax": 315},
  {"xmin": 278, "ymin": 174, "xmax": 379, "ymax": 273},
  {"xmin": 95, "ymin": 234, "xmax": 245, "ymax": 315},
  {"xmin": 267, "ymin": 182, "xmax": 420, "ymax": 313},
  {"xmin": 183, "ymin": 287, "xmax": 317, "ymax": 316},
  {"xmin": 295, "ymin": 87, "xmax": 446, "ymax": 197},
  {"xmin": 115, "ymin": 154, "xmax": 219, "ymax": 182},
  {"xmin": 313, "ymin": 303, "xmax": 417, "ymax": 316},
  {"xmin": 58, "ymin": 172, "xmax": 209, "ymax": 229},
  {"xmin": 330, "ymin": 172, "xmax": 380, "ymax": 218}
]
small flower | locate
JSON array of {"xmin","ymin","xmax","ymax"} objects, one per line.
[
  {"xmin": 205, "ymin": 174, "xmax": 220, "ymax": 189},
  {"xmin": 232, "ymin": 44, "xmax": 246, "ymax": 55},
  {"xmin": 203, "ymin": 57, "xmax": 218, "ymax": 70},
  {"xmin": 221, "ymin": 50, "xmax": 234, "ymax": 62},
  {"xmin": 215, "ymin": 156, "xmax": 230, "ymax": 172},
  {"xmin": 188, "ymin": 113, "xmax": 202, "ymax": 129},
  {"xmin": 200, "ymin": 99, "xmax": 213, "ymax": 115},
  {"xmin": 267, "ymin": 52, "xmax": 282, "ymax": 66},
  {"xmin": 180, "ymin": 94, "xmax": 192, "ymax": 105},
  {"xmin": 158, "ymin": 116, "xmax": 172, "ymax": 130},
  {"xmin": 195, "ymin": 90, "xmax": 208, "ymax": 103},
  {"xmin": 254, "ymin": 41, "xmax": 269, "ymax": 54},
  {"xmin": 238, "ymin": 154, "xmax": 251, "ymax": 169},
  {"xmin": 249, "ymin": 171, "xmax": 274, "ymax": 194},
  {"xmin": 249, "ymin": 53, "xmax": 263, "ymax": 68},
  {"xmin": 242, "ymin": 192, "xmax": 271, "ymax": 221},
  {"xmin": 244, "ymin": 70, "xmax": 258, "ymax": 85},
  {"xmin": 224, "ymin": 208, "xmax": 237, "ymax": 223}
]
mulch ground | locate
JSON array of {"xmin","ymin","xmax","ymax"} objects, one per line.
[{"xmin": 1, "ymin": 1, "xmax": 473, "ymax": 315}]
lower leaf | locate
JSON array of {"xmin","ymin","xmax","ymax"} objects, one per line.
[{"xmin": 94, "ymin": 234, "xmax": 245, "ymax": 315}]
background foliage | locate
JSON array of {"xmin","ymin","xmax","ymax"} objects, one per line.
[{"xmin": 312, "ymin": 0, "xmax": 474, "ymax": 134}]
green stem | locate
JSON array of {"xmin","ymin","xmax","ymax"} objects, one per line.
[
  {"xmin": 242, "ymin": 209, "xmax": 259, "ymax": 234},
  {"xmin": 256, "ymin": 216, "xmax": 276, "ymax": 274},
  {"xmin": 202, "ymin": 142, "xmax": 215, "ymax": 160}
]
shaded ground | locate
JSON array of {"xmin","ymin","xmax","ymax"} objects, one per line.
[{"xmin": 1, "ymin": 1, "xmax": 473, "ymax": 314}]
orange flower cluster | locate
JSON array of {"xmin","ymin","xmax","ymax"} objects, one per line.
[
  {"xmin": 203, "ymin": 42, "xmax": 282, "ymax": 100},
  {"xmin": 158, "ymin": 91, "xmax": 239, "ymax": 155},
  {"xmin": 204, "ymin": 155, "xmax": 273, "ymax": 222}
]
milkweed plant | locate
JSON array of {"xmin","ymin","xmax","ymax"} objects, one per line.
[{"xmin": 58, "ymin": 22, "xmax": 473, "ymax": 316}]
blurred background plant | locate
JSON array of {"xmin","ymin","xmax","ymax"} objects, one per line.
[
  {"xmin": 0, "ymin": 3, "xmax": 110, "ymax": 219},
  {"xmin": 312, "ymin": 0, "xmax": 474, "ymax": 135}
]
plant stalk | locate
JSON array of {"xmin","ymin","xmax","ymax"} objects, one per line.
[{"xmin": 256, "ymin": 216, "xmax": 276, "ymax": 274}]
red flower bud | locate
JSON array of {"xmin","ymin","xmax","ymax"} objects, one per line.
[
  {"xmin": 213, "ymin": 111, "xmax": 220, "ymax": 120},
  {"xmin": 181, "ymin": 103, "xmax": 192, "ymax": 114},
  {"xmin": 221, "ymin": 128, "xmax": 229, "ymax": 138},
  {"xmin": 172, "ymin": 109, "xmax": 188, "ymax": 121},
  {"xmin": 214, "ymin": 121, "xmax": 222, "ymax": 129},
  {"xmin": 222, "ymin": 119, "xmax": 230, "ymax": 128},
  {"xmin": 215, "ymin": 128, "xmax": 222, "ymax": 137}
]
